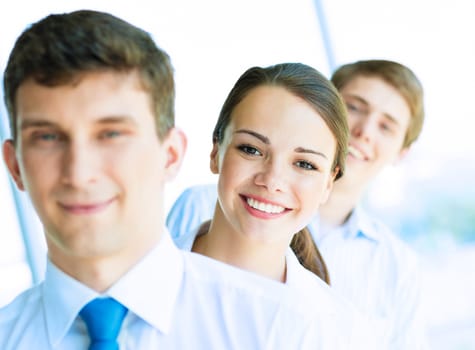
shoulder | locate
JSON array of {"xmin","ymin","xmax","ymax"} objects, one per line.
[
  {"xmin": 286, "ymin": 249, "xmax": 337, "ymax": 309},
  {"xmin": 166, "ymin": 184, "xmax": 218, "ymax": 239},
  {"xmin": 358, "ymin": 208, "xmax": 420, "ymax": 267},
  {"xmin": 0, "ymin": 285, "xmax": 41, "ymax": 320},
  {"xmin": 288, "ymin": 262, "xmax": 381, "ymax": 348},
  {"xmin": 289, "ymin": 256, "xmax": 362, "ymax": 318},
  {"xmin": 173, "ymin": 227, "xmax": 199, "ymax": 250},
  {"xmin": 174, "ymin": 183, "xmax": 217, "ymax": 204},
  {"xmin": 0, "ymin": 285, "xmax": 43, "ymax": 343},
  {"xmin": 356, "ymin": 209, "xmax": 423, "ymax": 300},
  {"xmin": 182, "ymin": 251, "xmax": 386, "ymax": 348},
  {"xmin": 178, "ymin": 251, "xmax": 335, "ymax": 347},
  {"xmin": 181, "ymin": 251, "xmax": 315, "ymax": 318}
]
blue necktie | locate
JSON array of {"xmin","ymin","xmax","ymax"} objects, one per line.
[{"xmin": 80, "ymin": 297, "xmax": 128, "ymax": 350}]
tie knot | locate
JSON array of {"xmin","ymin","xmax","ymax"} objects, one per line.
[{"xmin": 80, "ymin": 297, "xmax": 128, "ymax": 350}]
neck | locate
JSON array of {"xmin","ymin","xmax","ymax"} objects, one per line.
[
  {"xmin": 320, "ymin": 176, "xmax": 366, "ymax": 227},
  {"xmin": 193, "ymin": 207, "xmax": 287, "ymax": 283},
  {"xmin": 48, "ymin": 232, "xmax": 162, "ymax": 293}
]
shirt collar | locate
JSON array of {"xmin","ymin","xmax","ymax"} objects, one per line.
[
  {"xmin": 284, "ymin": 248, "xmax": 337, "ymax": 317},
  {"xmin": 108, "ymin": 230, "xmax": 183, "ymax": 334},
  {"xmin": 42, "ymin": 229, "xmax": 184, "ymax": 346},
  {"xmin": 345, "ymin": 206, "xmax": 381, "ymax": 242},
  {"xmin": 284, "ymin": 248, "xmax": 298, "ymax": 286},
  {"xmin": 309, "ymin": 207, "xmax": 381, "ymax": 243},
  {"xmin": 43, "ymin": 259, "xmax": 98, "ymax": 347}
]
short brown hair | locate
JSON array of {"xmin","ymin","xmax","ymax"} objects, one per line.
[
  {"xmin": 3, "ymin": 10, "xmax": 175, "ymax": 142},
  {"xmin": 331, "ymin": 59, "xmax": 424, "ymax": 148}
]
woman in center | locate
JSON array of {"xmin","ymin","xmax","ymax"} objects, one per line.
[{"xmin": 176, "ymin": 62, "xmax": 348, "ymax": 285}]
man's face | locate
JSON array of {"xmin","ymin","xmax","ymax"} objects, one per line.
[
  {"xmin": 3, "ymin": 71, "xmax": 184, "ymax": 268},
  {"xmin": 339, "ymin": 75, "xmax": 411, "ymax": 187}
]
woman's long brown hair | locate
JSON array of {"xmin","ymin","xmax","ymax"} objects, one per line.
[{"xmin": 290, "ymin": 227, "xmax": 330, "ymax": 285}]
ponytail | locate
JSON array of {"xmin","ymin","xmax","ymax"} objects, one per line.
[{"xmin": 290, "ymin": 227, "xmax": 330, "ymax": 285}]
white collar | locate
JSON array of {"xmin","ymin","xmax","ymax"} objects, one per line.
[{"xmin": 43, "ymin": 230, "xmax": 184, "ymax": 346}]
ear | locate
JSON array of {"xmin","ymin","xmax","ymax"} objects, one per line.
[
  {"xmin": 319, "ymin": 167, "xmax": 338, "ymax": 205},
  {"xmin": 209, "ymin": 142, "xmax": 220, "ymax": 174},
  {"xmin": 2, "ymin": 140, "xmax": 25, "ymax": 191},
  {"xmin": 394, "ymin": 146, "xmax": 410, "ymax": 164},
  {"xmin": 162, "ymin": 128, "xmax": 187, "ymax": 181}
]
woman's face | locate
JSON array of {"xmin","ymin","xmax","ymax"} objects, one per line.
[{"xmin": 211, "ymin": 85, "xmax": 337, "ymax": 244}]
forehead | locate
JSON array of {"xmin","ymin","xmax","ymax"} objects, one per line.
[
  {"xmin": 229, "ymin": 85, "xmax": 308, "ymax": 126},
  {"xmin": 15, "ymin": 70, "xmax": 154, "ymax": 129},
  {"xmin": 226, "ymin": 85, "xmax": 336, "ymax": 149},
  {"xmin": 340, "ymin": 76, "xmax": 411, "ymax": 127}
]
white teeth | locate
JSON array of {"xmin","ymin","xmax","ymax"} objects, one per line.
[
  {"xmin": 348, "ymin": 145, "xmax": 365, "ymax": 160},
  {"xmin": 246, "ymin": 197, "xmax": 285, "ymax": 214}
]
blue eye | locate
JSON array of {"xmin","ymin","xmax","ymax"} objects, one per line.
[
  {"xmin": 238, "ymin": 144, "xmax": 262, "ymax": 156},
  {"xmin": 33, "ymin": 132, "xmax": 60, "ymax": 142},
  {"xmin": 101, "ymin": 130, "xmax": 122, "ymax": 139},
  {"xmin": 39, "ymin": 133, "xmax": 58, "ymax": 141},
  {"xmin": 295, "ymin": 160, "xmax": 317, "ymax": 170},
  {"xmin": 29, "ymin": 130, "xmax": 64, "ymax": 147}
]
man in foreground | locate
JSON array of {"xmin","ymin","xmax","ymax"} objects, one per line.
[{"xmin": 0, "ymin": 10, "xmax": 361, "ymax": 349}]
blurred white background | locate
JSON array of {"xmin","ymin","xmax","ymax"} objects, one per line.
[{"xmin": 1, "ymin": 1, "xmax": 474, "ymax": 348}]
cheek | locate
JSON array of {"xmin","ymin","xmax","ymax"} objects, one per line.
[
  {"xmin": 218, "ymin": 151, "xmax": 248, "ymax": 179},
  {"xmin": 378, "ymin": 140, "xmax": 403, "ymax": 163},
  {"xmin": 296, "ymin": 177, "xmax": 330, "ymax": 207},
  {"xmin": 347, "ymin": 115, "xmax": 360, "ymax": 130},
  {"xmin": 21, "ymin": 153, "xmax": 58, "ymax": 193},
  {"xmin": 217, "ymin": 156, "xmax": 253, "ymax": 201},
  {"xmin": 218, "ymin": 164, "xmax": 238, "ymax": 196}
]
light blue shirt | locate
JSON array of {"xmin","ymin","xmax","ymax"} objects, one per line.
[
  {"xmin": 308, "ymin": 207, "xmax": 428, "ymax": 349},
  {"xmin": 167, "ymin": 184, "xmax": 218, "ymax": 240},
  {"xmin": 167, "ymin": 183, "xmax": 428, "ymax": 349},
  {"xmin": 0, "ymin": 230, "xmax": 370, "ymax": 349}
]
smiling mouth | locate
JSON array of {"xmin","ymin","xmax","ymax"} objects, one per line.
[
  {"xmin": 246, "ymin": 197, "xmax": 286, "ymax": 214},
  {"xmin": 59, "ymin": 197, "xmax": 116, "ymax": 215},
  {"xmin": 348, "ymin": 145, "xmax": 368, "ymax": 161}
]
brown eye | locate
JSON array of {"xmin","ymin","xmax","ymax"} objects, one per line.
[{"xmin": 237, "ymin": 144, "xmax": 262, "ymax": 156}]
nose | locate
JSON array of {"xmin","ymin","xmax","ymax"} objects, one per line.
[
  {"xmin": 254, "ymin": 158, "xmax": 285, "ymax": 193},
  {"xmin": 61, "ymin": 140, "xmax": 97, "ymax": 187},
  {"xmin": 351, "ymin": 117, "xmax": 375, "ymax": 143}
]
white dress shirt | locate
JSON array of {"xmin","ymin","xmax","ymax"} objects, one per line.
[
  {"xmin": 166, "ymin": 183, "xmax": 428, "ymax": 349},
  {"xmin": 174, "ymin": 223, "xmax": 381, "ymax": 349},
  {"xmin": 0, "ymin": 230, "xmax": 372, "ymax": 349}
]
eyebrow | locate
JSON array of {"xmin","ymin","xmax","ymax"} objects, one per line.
[
  {"xmin": 344, "ymin": 94, "xmax": 400, "ymax": 126},
  {"xmin": 235, "ymin": 129, "xmax": 328, "ymax": 160},
  {"xmin": 20, "ymin": 115, "xmax": 137, "ymax": 131},
  {"xmin": 235, "ymin": 129, "xmax": 270, "ymax": 144},
  {"xmin": 20, "ymin": 119, "xmax": 56, "ymax": 131},
  {"xmin": 95, "ymin": 116, "xmax": 138, "ymax": 125},
  {"xmin": 295, "ymin": 147, "xmax": 328, "ymax": 160}
]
